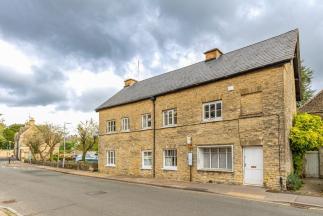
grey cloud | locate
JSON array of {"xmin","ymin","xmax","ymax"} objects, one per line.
[
  {"xmin": 0, "ymin": 65, "xmax": 67, "ymax": 106},
  {"xmin": 0, "ymin": 0, "xmax": 154, "ymax": 72},
  {"xmin": 0, "ymin": 0, "xmax": 322, "ymax": 112},
  {"xmin": 56, "ymin": 87, "xmax": 117, "ymax": 112}
]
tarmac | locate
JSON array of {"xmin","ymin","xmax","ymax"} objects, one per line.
[{"xmin": 29, "ymin": 163, "xmax": 323, "ymax": 210}]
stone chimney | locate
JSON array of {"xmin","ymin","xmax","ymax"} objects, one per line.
[
  {"xmin": 27, "ymin": 117, "xmax": 35, "ymax": 127},
  {"xmin": 204, "ymin": 48, "xmax": 223, "ymax": 61},
  {"xmin": 124, "ymin": 78, "xmax": 137, "ymax": 87}
]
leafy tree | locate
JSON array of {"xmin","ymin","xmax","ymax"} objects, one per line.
[
  {"xmin": 3, "ymin": 124, "xmax": 24, "ymax": 149},
  {"xmin": 25, "ymin": 132, "xmax": 45, "ymax": 160},
  {"xmin": 298, "ymin": 65, "xmax": 315, "ymax": 107},
  {"xmin": 290, "ymin": 113, "xmax": 323, "ymax": 176},
  {"xmin": 59, "ymin": 140, "xmax": 77, "ymax": 153},
  {"xmin": 38, "ymin": 124, "xmax": 63, "ymax": 161},
  {"xmin": 77, "ymin": 119, "xmax": 98, "ymax": 161},
  {"xmin": 0, "ymin": 114, "xmax": 5, "ymax": 146},
  {"xmin": 0, "ymin": 122, "xmax": 6, "ymax": 149}
]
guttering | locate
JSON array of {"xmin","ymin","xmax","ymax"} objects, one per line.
[{"xmin": 150, "ymin": 96, "xmax": 156, "ymax": 178}]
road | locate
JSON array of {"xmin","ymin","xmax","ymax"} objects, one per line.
[{"xmin": 0, "ymin": 164, "xmax": 321, "ymax": 216}]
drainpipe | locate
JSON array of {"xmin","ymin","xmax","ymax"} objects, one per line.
[
  {"xmin": 276, "ymin": 114, "xmax": 283, "ymax": 191},
  {"xmin": 150, "ymin": 96, "xmax": 156, "ymax": 178}
]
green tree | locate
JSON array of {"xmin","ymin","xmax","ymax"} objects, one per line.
[
  {"xmin": 77, "ymin": 119, "xmax": 98, "ymax": 161},
  {"xmin": 59, "ymin": 140, "xmax": 77, "ymax": 153},
  {"xmin": 298, "ymin": 65, "xmax": 315, "ymax": 107},
  {"xmin": 0, "ymin": 122, "xmax": 6, "ymax": 149},
  {"xmin": 290, "ymin": 113, "xmax": 323, "ymax": 176},
  {"xmin": 38, "ymin": 124, "xmax": 63, "ymax": 161},
  {"xmin": 25, "ymin": 132, "xmax": 45, "ymax": 160},
  {"xmin": 3, "ymin": 124, "xmax": 24, "ymax": 149}
]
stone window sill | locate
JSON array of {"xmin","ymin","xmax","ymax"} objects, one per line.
[
  {"xmin": 141, "ymin": 167, "xmax": 152, "ymax": 170},
  {"xmin": 162, "ymin": 167, "xmax": 177, "ymax": 171},
  {"xmin": 197, "ymin": 168, "xmax": 233, "ymax": 173},
  {"xmin": 141, "ymin": 128, "xmax": 152, "ymax": 131},
  {"xmin": 202, "ymin": 118, "xmax": 223, "ymax": 123},
  {"xmin": 161, "ymin": 125, "xmax": 177, "ymax": 129}
]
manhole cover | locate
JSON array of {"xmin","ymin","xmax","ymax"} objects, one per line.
[
  {"xmin": 2, "ymin": 199, "xmax": 16, "ymax": 204},
  {"xmin": 86, "ymin": 191, "xmax": 107, "ymax": 196},
  {"xmin": 290, "ymin": 203, "xmax": 310, "ymax": 209}
]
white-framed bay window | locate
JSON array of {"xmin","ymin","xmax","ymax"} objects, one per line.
[
  {"xmin": 197, "ymin": 145, "xmax": 233, "ymax": 171},
  {"xmin": 106, "ymin": 150, "xmax": 115, "ymax": 167},
  {"xmin": 141, "ymin": 150, "xmax": 152, "ymax": 169},
  {"xmin": 163, "ymin": 149, "xmax": 177, "ymax": 170},
  {"xmin": 203, "ymin": 101, "xmax": 222, "ymax": 121},
  {"xmin": 121, "ymin": 117, "xmax": 130, "ymax": 131},
  {"xmin": 141, "ymin": 113, "xmax": 152, "ymax": 129},
  {"xmin": 106, "ymin": 120, "xmax": 116, "ymax": 133},
  {"xmin": 163, "ymin": 109, "xmax": 177, "ymax": 127}
]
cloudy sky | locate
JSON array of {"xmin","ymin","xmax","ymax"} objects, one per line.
[{"xmin": 0, "ymin": 0, "xmax": 322, "ymax": 129}]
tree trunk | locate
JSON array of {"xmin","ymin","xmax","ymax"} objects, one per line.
[
  {"xmin": 82, "ymin": 151, "xmax": 87, "ymax": 161},
  {"xmin": 49, "ymin": 151, "xmax": 53, "ymax": 161}
]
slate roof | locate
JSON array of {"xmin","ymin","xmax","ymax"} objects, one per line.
[
  {"xmin": 299, "ymin": 89, "xmax": 323, "ymax": 117},
  {"xmin": 96, "ymin": 29, "xmax": 300, "ymax": 111}
]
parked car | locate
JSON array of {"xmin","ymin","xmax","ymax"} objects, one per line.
[{"xmin": 75, "ymin": 153, "xmax": 98, "ymax": 162}]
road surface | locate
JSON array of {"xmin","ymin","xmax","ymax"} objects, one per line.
[{"xmin": 0, "ymin": 164, "xmax": 321, "ymax": 216}]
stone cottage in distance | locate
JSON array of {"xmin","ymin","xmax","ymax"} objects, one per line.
[
  {"xmin": 96, "ymin": 29, "xmax": 301, "ymax": 190},
  {"xmin": 14, "ymin": 118, "xmax": 59, "ymax": 161},
  {"xmin": 299, "ymin": 89, "xmax": 323, "ymax": 118}
]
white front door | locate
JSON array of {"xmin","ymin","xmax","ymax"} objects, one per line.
[{"xmin": 243, "ymin": 146, "xmax": 263, "ymax": 186}]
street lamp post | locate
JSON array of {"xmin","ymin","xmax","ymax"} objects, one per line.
[{"xmin": 62, "ymin": 122, "xmax": 71, "ymax": 168}]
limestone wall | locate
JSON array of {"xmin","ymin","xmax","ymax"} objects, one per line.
[
  {"xmin": 98, "ymin": 63, "xmax": 297, "ymax": 189},
  {"xmin": 0, "ymin": 150, "xmax": 14, "ymax": 158}
]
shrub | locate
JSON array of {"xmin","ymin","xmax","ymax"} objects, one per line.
[
  {"xmin": 286, "ymin": 173, "xmax": 303, "ymax": 191},
  {"xmin": 290, "ymin": 113, "xmax": 323, "ymax": 176}
]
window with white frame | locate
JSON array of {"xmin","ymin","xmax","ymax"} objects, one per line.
[
  {"xmin": 141, "ymin": 113, "xmax": 152, "ymax": 129},
  {"xmin": 197, "ymin": 146, "xmax": 232, "ymax": 171},
  {"xmin": 106, "ymin": 120, "xmax": 116, "ymax": 133},
  {"xmin": 203, "ymin": 101, "xmax": 222, "ymax": 121},
  {"xmin": 163, "ymin": 109, "xmax": 177, "ymax": 127},
  {"xmin": 163, "ymin": 149, "xmax": 177, "ymax": 170},
  {"xmin": 141, "ymin": 150, "xmax": 152, "ymax": 169},
  {"xmin": 121, "ymin": 117, "xmax": 130, "ymax": 131},
  {"xmin": 106, "ymin": 150, "xmax": 115, "ymax": 166}
]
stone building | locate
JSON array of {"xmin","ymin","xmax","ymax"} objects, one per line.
[
  {"xmin": 96, "ymin": 29, "xmax": 301, "ymax": 190},
  {"xmin": 14, "ymin": 118, "xmax": 59, "ymax": 161},
  {"xmin": 299, "ymin": 89, "xmax": 323, "ymax": 118}
]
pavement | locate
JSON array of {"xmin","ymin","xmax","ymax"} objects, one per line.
[
  {"xmin": 5, "ymin": 161, "xmax": 323, "ymax": 210},
  {"xmin": 37, "ymin": 165, "xmax": 323, "ymax": 209},
  {"xmin": 298, "ymin": 178, "xmax": 323, "ymax": 197},
  {"xmin": 0, "ymin": 163, "xmax": 322, "ymax": 216}
]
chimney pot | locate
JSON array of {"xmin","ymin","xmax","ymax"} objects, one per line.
[
  {"xmin": 204, "ymin": 48, "xmax": 223, "ymax": 61},
  {"xmin": 124, "ymin": 78, "xmax": 137, "ymax": 87}
]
